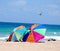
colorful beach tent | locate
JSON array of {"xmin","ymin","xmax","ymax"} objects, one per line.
[
  {"xmin": 27, "ymin": 31, "xmax": 44, "ymax": 42},
  {"xmin": 11, "ymin": 34, "xmax": 17, "ymax": 42},
  {"xmin": 22, "ymin": 24, "xmax": 46, "ymax": 42},
  {"xmin": 26, "ymin": 31, "xmax": 35, "ymax": 42},
  {"xmin": 30, "ymin": 24, "xmax": 38, "ymax": 30},
  {"xmin": 23, "ymin": 31, "xmax": 44, "ymax": 42},
  {"xmin": 10, "ymin": 26, "xmax": 27, "ymax": 42},
  {"xmin": 14, "ymin": 27, "xmax": 27, "ymax": 41},
  {"xmin": 22, "ymin": 31, "xmax": 30, "ymax": 42},
  {"xmin": 33, "ymin": 25, "xmax": 46, "ymax": 36}
]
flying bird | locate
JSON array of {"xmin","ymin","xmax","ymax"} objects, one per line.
[{"xmin": 39, "ymin": 12, "xmax": 42, "ymax": 16}]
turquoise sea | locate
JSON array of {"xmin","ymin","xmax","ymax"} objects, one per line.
[{"xmin": 0, "ymin": 22, "xmax": 60, "ymax": 40}]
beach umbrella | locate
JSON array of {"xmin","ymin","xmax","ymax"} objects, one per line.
[
  {"xmin": 22, "ymin": 30, "xmax": 44, "ymax": 42},
  {"xmin": 13, "ymin": 26, "xmax": 27, "ymax": 41},
  {"xmin": 25, "ymin": 30, "xmax": 30, "ymax": 34},
  {"xmin": 31, "ymin": 24, "xmax": 46, "ymax": 42},
  {"xmin": 11, "ymin": 34, "xmax": 17, "ymax": 42},
  {"xmin": 34, "ymin": 25, "xmax": 46, "ymax": 36},
  {"xmin": 22, "ymin": 31, "xmax": 31, "ymax": 42},
  {"xmin": 30, "ymin": 24, "xmax": 46, "ymax": 36},
  {"xmin": 22, "ymin": 24, "xmax": 46, "ymax": 42},
  {"xmin": 26, "ymin": 31, "xmax": 44, "ymax": 42},
  {"xmin": 30, "ymin": 24, "xmax": 39, "ymax": 30}
]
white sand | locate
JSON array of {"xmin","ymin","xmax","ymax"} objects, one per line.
[{"xmin": 0, "ymin": 41, "xmax": 60, "ymax": 51}]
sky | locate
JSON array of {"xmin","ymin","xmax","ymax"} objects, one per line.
[{"xmin": 0, "ymin": 0, "xmax": 60, "ymax": 25}]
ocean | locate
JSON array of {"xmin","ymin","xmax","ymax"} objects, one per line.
[{"xmin": 0, "ymin": 22, "xmax": 60, "ymax": 40}]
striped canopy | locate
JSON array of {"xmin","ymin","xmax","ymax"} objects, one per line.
[
  {"xmin": 11, "ymin": 26, "xmax": 27, "ymax": 42},
  {"xmin": 22, "ymin": 24, "xmax": 46, "ymax": 42},
  {"xmin": 14, "ymin": 28, "xmax": 27, "ymax": 41}
]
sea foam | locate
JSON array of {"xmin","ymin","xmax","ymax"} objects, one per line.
[
  {"xmin": 0, "ymin": 36, "xmax": 60, "ymax": 41},
  {"xmin": 44, "ymin": 36, "xmax": 60, "ymax": 40}
]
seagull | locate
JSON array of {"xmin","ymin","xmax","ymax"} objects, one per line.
[{"xmin": 39, "ymin": 13, "xmax": 42, "ymax": 16}]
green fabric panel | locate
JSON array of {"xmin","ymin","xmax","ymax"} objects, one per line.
[
  {"xmin": 25, "ymin": 30, "xmax": 30, "ymax": 34},
  {"xmin": 34, "ymin": 29, "xmax": 46, "ymax": 36},
  {"xmin": 15, "ymin": 32, "xmax": 23, "ymax": 41}
]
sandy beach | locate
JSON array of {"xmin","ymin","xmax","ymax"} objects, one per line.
[{"xmin": 0, "ymin": 41, "xmax": 60, "ymax": 51}]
